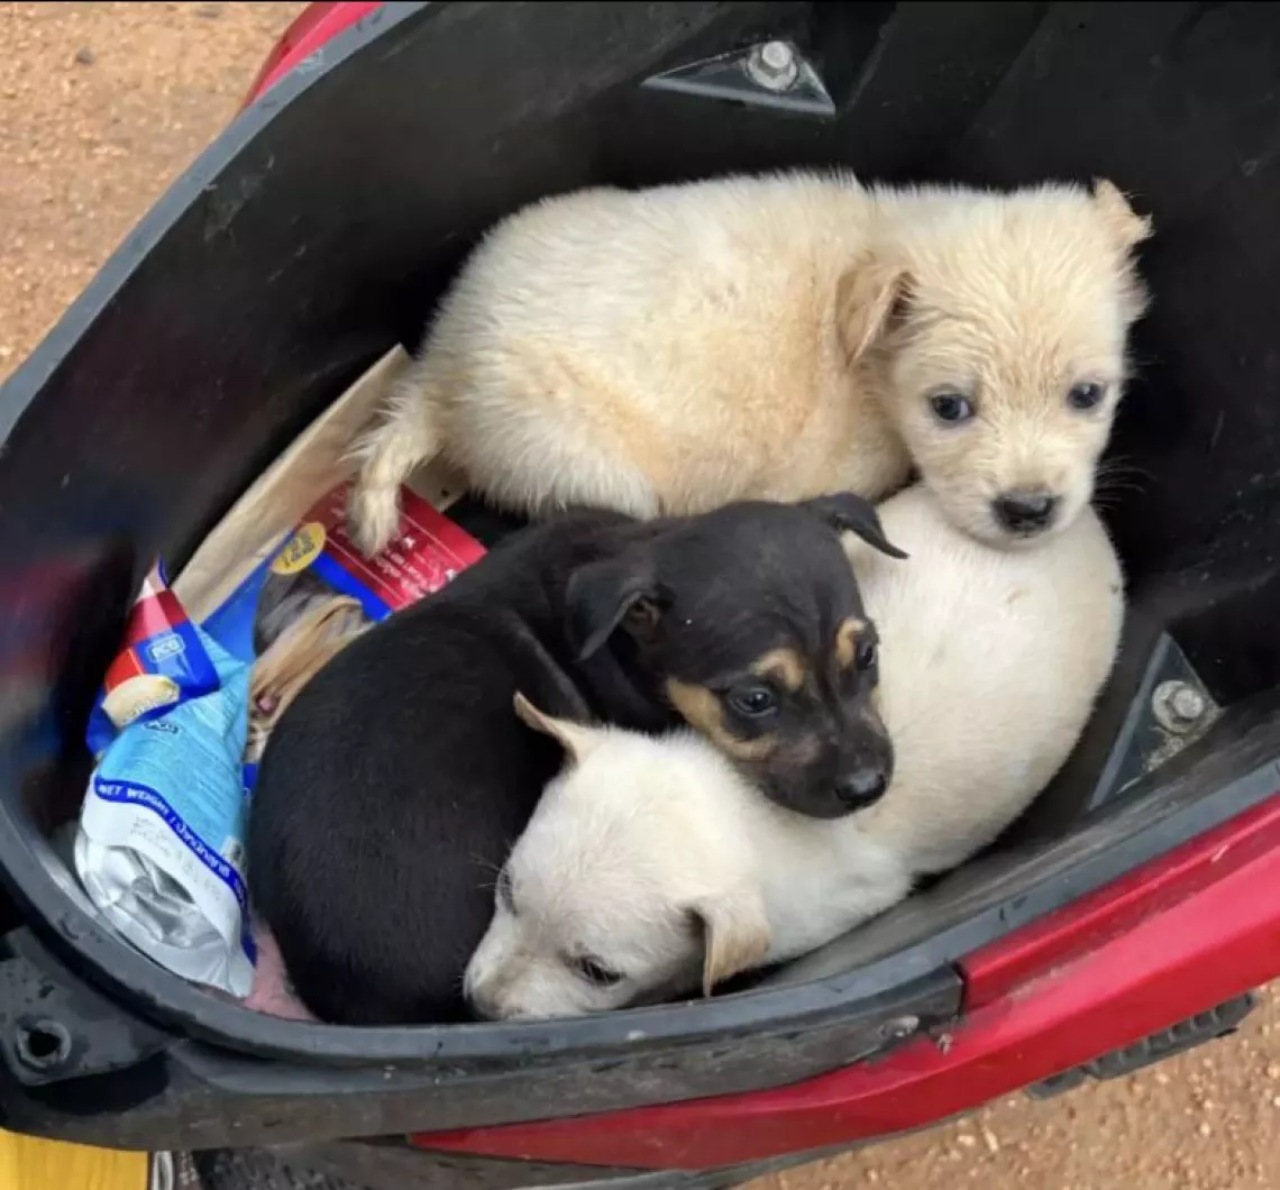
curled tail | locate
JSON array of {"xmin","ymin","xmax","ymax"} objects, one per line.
[{"xmin": 345, "ymin": 368, "xmax": 442, "ymax": 557}]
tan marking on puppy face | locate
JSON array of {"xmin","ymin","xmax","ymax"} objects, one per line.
[
  {"xmin": 666, "ymin": 678, "xmax": 777, "ymax": 761},
  {"xmin": 860, "ymin": 688, "xmax": 887, "ymax": 734},
  {"xmin": 834, "ymin": 617, "xmax": 868, "ymax": 670},
  {"xmin": 779, "ymin": 733, "xmax": 822, "ymax": 768},
  {"xmin": 873, "ymin": 183, "xmax": 1152, "ymax": 548},
  {"xmin": 750, "ymin": 647, "xmax": 807, "ymax": 692}
]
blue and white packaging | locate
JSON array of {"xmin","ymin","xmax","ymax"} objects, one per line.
[{"xmin": 75, "ymin": 605, "xmax": 258, "ymax": 997}]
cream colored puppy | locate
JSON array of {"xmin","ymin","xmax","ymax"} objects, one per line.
[
  {"xmin": 350, "ymin": 172, "xmax": 1151, "ymax": 556},
  {"xmin": 464, "ymin": 484, "xmax": 1124, "ymax": 1019}
]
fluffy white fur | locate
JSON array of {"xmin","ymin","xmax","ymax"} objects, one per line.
[
  {"xmin": 464, "ymin": 483, "xmax": 1125, "ymax": 1020},
  {"xmin": 349, "ymin": 172, "xmax": 1150, "ymax": 555}
]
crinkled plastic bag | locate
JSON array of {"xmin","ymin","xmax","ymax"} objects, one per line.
[{"xmin": 75, "ymin": 573, "xmax": 255, "ymax": 997}]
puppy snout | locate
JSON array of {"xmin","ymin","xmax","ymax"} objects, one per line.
[
  {"xmin": 993, "ymin": 489, "xmax": 1059, "ymax": 535},
  {"xmin": 477, "ymin": 997, "xmax": 533, "ymax": 1022},
  {"xmin": 835, "ymin": 765, "xmax": 888, "ymax": 810},
  {"xmin": 468, "ymin": 975, "xmax": 520, "ymax": 1021},
  {"xmin": 464, "ymin": 952, "xmax": 509, "ymax": 1020},
  {"xmin": 465, "ymin": 972, "xmax": 497, "ymax": 1018}
]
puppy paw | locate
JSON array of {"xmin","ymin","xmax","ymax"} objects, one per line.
[{"xmin": 345, "ymin": 480, "xmax": 401, "ymax": 558}]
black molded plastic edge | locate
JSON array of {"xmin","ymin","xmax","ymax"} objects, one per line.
[
  {"xmin": 2, "ymin": 701, "xmax": 1276, "ymax": 1079},
  {"xmin": 0, "ymin": 957, "xmax": 957, "ymax": 1147},
  {"xmin": 268, "ymin": 1137, "xmax": 814, "ymax": 1190},
  {"xmin": 237, "ymin": 1140, "xmax": 653, "ymax": 1190},
  {"xmin": 201, "ymin": 1138, "xmax": 811, "ymax": 1190},
  {"xmin": 159, "ymin": 706, "xmax": 1280, "ymax": 1073}
]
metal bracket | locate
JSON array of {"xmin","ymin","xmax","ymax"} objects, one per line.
[
  {"xmin": 642, "ymin": 39, "xmax": 837, "ymax": 118},
  {"xmin": 1086, "ymin": 632, "xmax": 1223, "ymax": 811}
]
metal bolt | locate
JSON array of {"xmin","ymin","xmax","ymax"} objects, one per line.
[
  {"xmin": 1171, "ymin": 685, "xmax": 1206, "ymax": 722},
  {"xmin": 1153, "ymin": 680, "xmax": 1207, "ymax": 734},
  {"xmin": 881, "ymin": 1014, "xmax": 919, "ymax": 1042},
  {"xmin": 746, "ymin": 40, "xmax": 800, "ymax": 92}
]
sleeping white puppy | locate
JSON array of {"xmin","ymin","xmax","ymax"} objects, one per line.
[{"xmin": 464, "ymin": 483, "xmax": 1125, "ymax": 1019}]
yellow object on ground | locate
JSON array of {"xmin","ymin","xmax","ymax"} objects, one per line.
[{"xmin": 0, "ymin": 1130, "xmax": 148, "ymax": 1190}]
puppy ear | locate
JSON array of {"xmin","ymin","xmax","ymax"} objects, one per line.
[
  {"xmin": 513, "ymin": 692, "xmax": 599, "ymax": 763},
  {"xmin": 835, "ymin": 256, "xmax": 911, "ymax": 365},
  {"xmin": 1092, "ymin": 179, "xmax": 1153, "ymax": 251},
  {"xmin": 690, "ymin": 891, "xmax": 772, "ymax": 997},
  {"xmin": 802, "ymin": 492, "xmax": 908, "ymax": 560},
  {"xmin": 565, "ymin": 557, "xmax": 670, "ymax": 661}
]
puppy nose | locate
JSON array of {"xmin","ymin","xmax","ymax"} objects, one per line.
[
  {"xmin": 993, "ymin": 490, "xmax": 1059, "ymax": 534},
  {"xmin": 836, "ymin": 767, "xmax": 888, "ymax": 809}
]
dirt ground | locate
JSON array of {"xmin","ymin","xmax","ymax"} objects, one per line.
[{"xmin": 2, "ymin": 4, "xmax": 1279, "ymax": 1188}]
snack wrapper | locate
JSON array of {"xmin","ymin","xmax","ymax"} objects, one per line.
[
  {"xmin": 240, "ymin": 480, "xmax": 487, "ymax": 766},
  {"xmin": 84, "ymin": 567, "xmax": 220, "ymax": 758}
]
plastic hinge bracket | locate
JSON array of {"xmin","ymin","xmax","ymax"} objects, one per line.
[{"xmin": 1027, "ymin": 991, "xmax": 1258, "ymax": 1100}]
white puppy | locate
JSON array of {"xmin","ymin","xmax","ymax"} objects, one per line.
[
  {"xmin": 464, "ymin": 484, "xmax": 1124, "ymax": 1019},
  {"xmin": 349, "ymin": 172, "xmax": 1150, "ymax": 556}
]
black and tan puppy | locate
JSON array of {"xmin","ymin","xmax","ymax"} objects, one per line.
[{"xmin": 247, "ymin": 493, "xmax": 904, "ymax": 1025}]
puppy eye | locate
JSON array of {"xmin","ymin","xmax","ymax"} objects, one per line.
[
  {"xmin": 573, "ymin": 955, "xmax": 623, "ymax": 987},
  {"xmin": 855, "ymin": 638, "xmax": 878, "ymax": 671},
  {"xmin": 929, "ymin": 392, "xmax": 975, "ymax": 424},
  {"xmin": 1068, "ymin": 381, "xmax": 1106, "ymax": 411},
  {"xmin": 728, "ymin": 687, "xmax": 778, "ymax": 718}
]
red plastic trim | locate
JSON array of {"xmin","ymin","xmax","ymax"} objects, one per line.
[
  {"xmin": 413, "ymin": 794, "xmax": 1280, "ymax": 1169},
  {"xmin": 242, "ymin": 1, "xmax": 384, "ymax": 109},
  {"xmin": 961, "ymin": 794, "xmax": 1280, "ymax": 1007}
]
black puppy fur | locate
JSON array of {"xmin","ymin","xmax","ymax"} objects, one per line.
[{"xmin": 248, "ymin": 494, "xmax": 903, "ymax": 1025}]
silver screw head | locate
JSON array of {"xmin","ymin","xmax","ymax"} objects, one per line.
[
  {"xmin": 746, "ymin": 40, "xmax": 800, "ymax": 92},
  {"xmin": 1170, "ymin": 685, "xmax": 1206, "ymax": 723},
  {"xmin": 1153, "ymin": 679, "xmax": 1208, "ymax": 733}
]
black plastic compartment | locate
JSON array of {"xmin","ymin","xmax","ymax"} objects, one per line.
[{"xmin": 1, "ymin": 0, "xmax": 1280, "ymax": 1162}]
